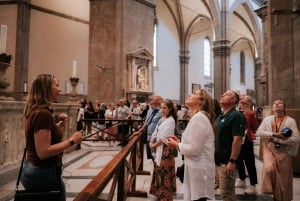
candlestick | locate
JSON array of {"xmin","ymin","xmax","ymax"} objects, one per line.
[{"xmin": 72, "ymin": 60, "xmax": 77, "ymax": 77}]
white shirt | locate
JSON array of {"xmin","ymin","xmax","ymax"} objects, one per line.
[
  {"xmin": 151, "ymin": 116, "xmax": 175, "ymax": 166},
  {"xmin": 178, "ymin": 111, "xmax": 215, "ymax": 201}
]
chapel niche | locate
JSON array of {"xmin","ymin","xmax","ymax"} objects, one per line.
[{"xmin": 127, "ymin": 48, "xmax": 153, "ymax": 103}]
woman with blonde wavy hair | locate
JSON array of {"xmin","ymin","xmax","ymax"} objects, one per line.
[{"xmin": 167, "ymin": 89, "xmax": 215, "ymax": 201}]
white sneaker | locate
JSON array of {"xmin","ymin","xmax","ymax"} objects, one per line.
[
  {"xmin": 235, "ymin": 179, "xmax": 246, "ymax": 188},
  {"xmin": 244, "ymin": 185, "xmax": 257, "ymax": 195}
]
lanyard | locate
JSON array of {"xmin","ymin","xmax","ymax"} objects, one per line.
[{"xmin": 274, "ymin": 116, "xmax": 284, "ymax": 132}]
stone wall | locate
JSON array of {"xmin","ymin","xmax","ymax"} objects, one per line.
[{"xmin": 0, "ymin": 101, "xmax": 79, "ymax": 166}]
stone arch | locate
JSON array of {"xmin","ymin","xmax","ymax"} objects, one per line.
[{"xmin": 229, "ymin": 0, "xmax": 262, "ymax": 58}]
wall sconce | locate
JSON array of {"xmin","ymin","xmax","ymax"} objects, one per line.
[{"xmin": 96, "ymin": 65, "xmax": 114, "ymax": 72}]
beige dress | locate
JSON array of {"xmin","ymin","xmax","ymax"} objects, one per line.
[{"xmin": 257, "ymin": 115, "xmax": 300, "ymax": 201}]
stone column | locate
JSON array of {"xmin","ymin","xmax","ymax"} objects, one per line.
[
  {"xmin": 213, "ymin": 40, "xmax": 231, "ymax": 98},
  {"xmin": 89, "ymin": 0, "xmax": 155, "ymax": 103},
  {"xmin": 255, "ymin": 5, "xmax": 268, "ymax": 107},
  {"xmin": 14, "ymin": 0, "xmax": 30, "ymax": 94},
  {"xmin": 179, "ymin": 50, "xmax": 189, "ymax": 104},
  {"xmin": 212, "ymin": 0, "xmax": 231, "ymax": 98},
  {"xmin": 268, "ymin": 0, "xmax": 294, "ymax": 106}
]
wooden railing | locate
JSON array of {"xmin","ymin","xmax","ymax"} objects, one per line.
[
  {"xmin": 74, "ymin": 121, "xmax": 149, "ymax": 201},
  {"xmin": 74, "ymin": 119, "xmax": 189, "ymax": 201}
]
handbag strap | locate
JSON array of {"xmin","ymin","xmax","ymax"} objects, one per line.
[
  {"xmin": 15, "ymin": 111, "xmax": 62, "ymax": 190},
  {"xmin": 15, "ymin": 143, "xmax": 27, "ymax": 190},
  {"xmin": 15, "ymin": 112, "xmax": 39, "ymax": 190}
]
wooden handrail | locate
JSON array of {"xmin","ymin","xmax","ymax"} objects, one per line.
[{"xmin": 74, "ymin": 131, "xmax": 147, "ymax": 201}]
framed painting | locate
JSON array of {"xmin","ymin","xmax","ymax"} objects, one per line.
[{"xmin": 192, "ymin": 83, "xmax": 201, "ymax": 93}]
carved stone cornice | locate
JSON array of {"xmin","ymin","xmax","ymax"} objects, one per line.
[
  {"xmin": 255, "ymin": 5, "xmax": 268, "ymax": 20},
  {"xmin": 179, "ymin": 51, "xmax": 189, "ymax": 64},
  {"xmin": 213, "ymin": 40, "xmax": 231, "ymax": 56}
]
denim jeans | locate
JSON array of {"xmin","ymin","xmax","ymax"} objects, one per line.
[
  {"xmin": 20, "ymin": 161, "xmax": 66, "ymax": 201},
  {"xmin": 216, "ymin": 165, "xmax": 237, "ymax": 201}
]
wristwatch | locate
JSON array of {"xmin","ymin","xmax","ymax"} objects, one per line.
[
  {"xmin": 69, "ymin": 139, "xmax": 75, "ymax": 146},
  {"xmin": 229, "ymin": 158, "xmax": 237, "ymax": 163}
]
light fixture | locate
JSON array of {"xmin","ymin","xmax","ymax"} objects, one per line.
[{"xmin": 96, "ymin": 65, "xmax": 114, "ymax": 72}]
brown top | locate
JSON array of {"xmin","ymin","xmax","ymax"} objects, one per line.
[
  {"xmin": 244, "ymin": 110, "xmax": 258, "ymax": 141},
  {"xmin": 25, "ymin": 106, "xmax": 63, "ymax": 168}
]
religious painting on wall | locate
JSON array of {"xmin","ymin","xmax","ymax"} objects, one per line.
[{"xmin": 192, "ymin": 83, "xmax": 201, "ymax": 93}]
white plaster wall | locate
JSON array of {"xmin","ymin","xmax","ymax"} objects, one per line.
[
  {"xmin": 189, "ymin": 36, "xmax": 204, "ymax": 94},
  {"xmin": 189, "ymin": 24, "xmax": 214, "ymax": 96},
  {"xmin": 154, "ymin": 2, "xmax": 180, "ymax": 101},
  {"xmin": 28, "ymin": 2, "xmax": 89, "ymax": 95},
  {"xmin": 230, "ymin": 47, "xmax": 255, "ymax": 94},
  {"xmin": 31, "ymin": 0, "xmax": 89, "ymax": 21}
]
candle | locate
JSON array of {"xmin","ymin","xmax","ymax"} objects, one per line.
[
  {"xmin": 0, "ymin": 25, "xmax": 7, "ymax": 53},
  {"xmin": 24, "ymin": 81, "xmax": 27, "ymax": 93},
  {"xmin": 72, "ymin": 60, "xmax": 77, "ymax": 77}
]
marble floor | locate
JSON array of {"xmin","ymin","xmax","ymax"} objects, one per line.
[{"xmin": 1, "ymin": 138, "xmax": 300, "ymax": 201}]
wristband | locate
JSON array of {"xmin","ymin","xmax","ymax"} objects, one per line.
[{"xmin": 69, "ymin": 139, "xmax": 75, "ymax": 146}]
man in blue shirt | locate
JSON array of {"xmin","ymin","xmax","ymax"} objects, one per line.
[{"xmin": 134, "ymin": 95, "xmax": 162, "ymax": 159}]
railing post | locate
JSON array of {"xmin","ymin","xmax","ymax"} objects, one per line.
[{"xmin": 117, "ymin": 160, "xmax": 125, "ymax": 201}]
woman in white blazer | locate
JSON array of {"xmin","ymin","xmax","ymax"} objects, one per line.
[{"xmin": 167, "ymin": 89, "xmax": 215, "ymax": 201}]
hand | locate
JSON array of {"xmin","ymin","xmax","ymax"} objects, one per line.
[
  {"xmin": 225, "ymin": 162, "xmax": 236, "ymax": 177},
  {"xmin": 56, "ymin": 113, "xmax": 68, "ymax": 127},
  {"xmin": 57, "ymin": 113, "xmax": 68, "ymax": 121},
  {"xmin": 149, "ymin": 141, "xmax": 156, "ymax": 150},
  {"xmin": 70, "ymin": 131, "xmax": 84, "ymax": 144},
  {"xmin": 167, "ymin": 136, "xmax": 179, "ymax": 147},
  {"xmin": 273, "ymin": 132, "xmax": 286, "ymax": 140},
  {"xmin": 168, "ymin": 135, "xmax": 179, "ymax": 141}
]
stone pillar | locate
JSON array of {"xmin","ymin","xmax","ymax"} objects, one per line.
[
  {"xmin": 212, "ymin": 0, "xmax": 231, "ymax": 98},
  {"xmin": 89, "ymin": 0, "xmax": 155, "ymax": 103},
  {"xmin": 14, "ymin": 0, "xmax": 30, "ymax": 94},
  {"xmin": 255, "ymin": 5, "xmax": 268, "ymax": 107},
  {"xmin": 179, "ymin": 50, "xmax": 189, "ymax": 104},
  {"xmin": 268, "ymin": 0, "xmax": 295, "ymax": 106},
  {"xmin": 213, "ymin": 40, "xmax": 231, "ymax": 98},
  {"xmin": 256, "ymin": 0, "xmax": 300, "ymax": 173}
]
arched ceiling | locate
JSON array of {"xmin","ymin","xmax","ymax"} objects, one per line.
[{"xmin": 157, "ymin": 0, "xmax": 261, "ymax": 57}]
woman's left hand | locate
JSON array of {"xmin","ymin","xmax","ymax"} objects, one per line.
[
  {"xmin": 56, "ymin": 113, "xmax": 68, "ymax": 128},
  {"xmin": 273, "ymin": 132, "xmax": 286, "ymax": 140},
  {"xmin": 167, "ymin": 136, "xmax": 179, "ymax": 147}
]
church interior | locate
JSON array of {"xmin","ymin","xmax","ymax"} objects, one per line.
[{"xmin": 0, "ymin": 0, "xmax": 300, "ymax": 200}]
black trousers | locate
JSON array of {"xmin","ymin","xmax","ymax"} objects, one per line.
[{"xmin": 237, "ymin": 137, "xmax": 258, "ymax": 185}]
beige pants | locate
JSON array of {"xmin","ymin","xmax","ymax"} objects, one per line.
[{"xmin": 216, "ymin": 165, "xmax": 237, "ymax": 201}]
